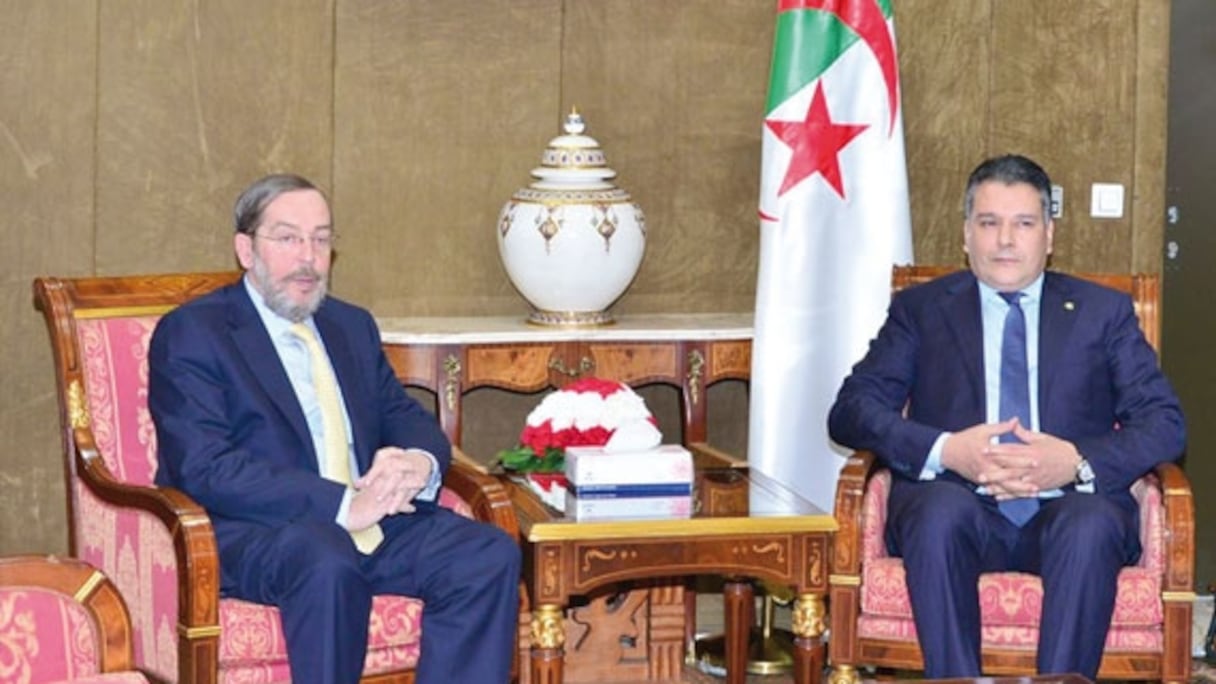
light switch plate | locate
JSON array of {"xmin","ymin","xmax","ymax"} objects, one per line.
[
  {"xmin": 1050, "ymin": 184, "xmax": 1064, "ymax": 218},
  {"xmin": 1090, "ymin": 183, "xmax": 1124, "ymax": 218}
]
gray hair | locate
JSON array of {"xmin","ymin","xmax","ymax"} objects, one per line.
[{"xmin": 233, "ymin": 174, "xmax": 323, "ymax": 236}]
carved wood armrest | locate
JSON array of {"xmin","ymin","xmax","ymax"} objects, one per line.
[
  {"xmin": 1153, "ymin": 461, "xmax": 1195, "ymax": 593},
  {"xmin": 72, "ymin": 427, "xmax": 220, "ymax": 633},
  {"xmin": 444, "ymin": 446, "xmax": 519, "ymax": 539},
  {"xmin": 832, "ymin": 450, "xmax": 880, "ymax": 576}
]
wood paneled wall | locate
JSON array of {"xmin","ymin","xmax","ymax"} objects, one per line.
[{"xmin": 0, "ymin": 0, "xmax": 1171, "ymax": 555}]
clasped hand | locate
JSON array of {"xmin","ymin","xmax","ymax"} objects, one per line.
[
  {"xmin": 941, "ymin": 418, "xmax": 1080, "ymax": 499},
  {"xmin": 346, "ymin": 446, "xmax": 433, "ymax": 531}
]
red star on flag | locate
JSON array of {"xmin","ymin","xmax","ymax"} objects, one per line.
[{"xmin": 765, "ymin": 81, "xmax": 869, "ymax": 199}]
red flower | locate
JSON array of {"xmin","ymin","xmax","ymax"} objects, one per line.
[{"xmin": 497, "ymin": 377, "xmax": 656, "ymax": 473}]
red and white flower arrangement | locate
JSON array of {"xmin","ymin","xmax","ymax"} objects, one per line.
[{"xmin": 498, "ymin": 376, "xmax": 658, "ymax": 474}]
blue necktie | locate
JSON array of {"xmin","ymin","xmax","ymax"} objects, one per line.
[{"xmin": 997, "ymin": 291, "xmax": 1039, "ymax": 526}]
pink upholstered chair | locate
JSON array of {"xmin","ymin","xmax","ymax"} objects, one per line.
[
  {"xmin": 828, "ymin": 266, "xmax": 1195, "ymax": 684},
  {"xmin": 33, "ymin": 273, "xmax": 520, "ymax": 684},
  {"xmin": 0, "ymin": 555, "xmax": 149, "ymax": 684}
]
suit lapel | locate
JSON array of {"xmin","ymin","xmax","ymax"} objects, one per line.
[
  {"xmin": 1037, "ymin": 272, "xmax": 1080, "ymax": 421},
  {"xmin": 938, "ymin": 274, "xmax": 986, "ymax": 418},
  {"xmin": 225, "ymin": 285, "xmax": 317, "ymax": 470}
]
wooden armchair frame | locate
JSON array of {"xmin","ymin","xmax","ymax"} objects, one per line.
[
  {"xmin": 33, "ymin": 272, "xmax": 519, "ymax": 684},
  {"xmin": 828, "ymin": 265, "xmax": 1195, "ymax": 683}
]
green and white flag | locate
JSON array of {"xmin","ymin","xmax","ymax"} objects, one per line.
[{"xmin": 749, "ymin": 0, "xmax": 913, "ymax": 510}]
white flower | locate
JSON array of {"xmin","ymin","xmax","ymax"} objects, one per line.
[
  {"xmin": 522, "ymin": 380, "xmax": 653, "ymax": 435},
  {"xmin": 601, "ymin": 390, "xmax": 651, "ymax": 429}
]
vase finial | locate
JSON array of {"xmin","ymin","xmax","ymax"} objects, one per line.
[{"xmin": 564, "ymin": 107, "xmax": 586, "ymax": 135}]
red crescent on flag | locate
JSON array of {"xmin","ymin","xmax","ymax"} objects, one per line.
[{"xmin": 778, "ymin": 0, "xmax": 900, "ymax": 136}]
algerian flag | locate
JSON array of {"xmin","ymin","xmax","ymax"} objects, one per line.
[{"xmin": 748, "ymin": 0, "xmax": 914, "ymax": 511}]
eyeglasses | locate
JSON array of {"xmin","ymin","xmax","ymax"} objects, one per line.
[{"xmin": 253, "ymin": 232, "xmax": 337, "ymax": 252}]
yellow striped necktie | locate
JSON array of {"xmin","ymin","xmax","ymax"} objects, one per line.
[{"xmin": 290, "ymin": 323, "xmax": 384, "ymax": 554}]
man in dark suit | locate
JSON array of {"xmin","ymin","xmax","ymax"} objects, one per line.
[
  {"xmin": 828, "ymin": 154, "xmax": 1185, "ymax": 679},
  {"xmin": 149, "ymin": 174, "xmax": 520, "ymax": 684}
]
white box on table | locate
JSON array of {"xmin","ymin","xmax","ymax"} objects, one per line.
[{"xmin": 564, "ymin": 443, "xmax": 694, "ymax": 487}]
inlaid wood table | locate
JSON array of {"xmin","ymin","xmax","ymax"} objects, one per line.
[{"xmin": 505, "ymin": 456, "xmax": 838, "ymax": 684}]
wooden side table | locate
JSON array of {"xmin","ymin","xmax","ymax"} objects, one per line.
[
  {"xmin": 507, "ymin": 461, "xmax": 837, "ymax": 684},
  {"xmin": 376, "ymin": 314, "xmax": 759, "ymax": 681}
]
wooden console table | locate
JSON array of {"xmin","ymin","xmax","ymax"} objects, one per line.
[
  {"xmin": 376, "ymin": 313, "xmax": 754, "ymax": 446},
  {"xmin": 376, "ymin": 313, "xmax": 758, "ymax": 682}
]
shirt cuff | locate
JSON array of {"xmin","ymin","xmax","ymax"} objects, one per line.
[
  {"xmin": 919, "ymin": 432, "xmax": 950, "ymax": 480},
  {"xmin": 336, "ymin": 487, "xmax": 354, "ymax": 527},
  {"xmin": 411, "ymin": 449, "xmax": 442, "ymax": 502}
]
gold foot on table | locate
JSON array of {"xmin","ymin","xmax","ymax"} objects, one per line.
[
  {"xmin": 693, "ymin": 592, "xmax": 794, "ymax": 675},
  {"xmin": 828, "ymin": 664, "xmax": 859, "ymax": 684},
  {"xmin": 693, "ymin": 628, "xmax": 795, "ymax": 675}
]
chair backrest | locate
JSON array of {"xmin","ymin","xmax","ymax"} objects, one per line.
[
  {"xmin": 0, "ymin": 555, "xmax": 142, "ymax": 682},
  {"xmin": 33, "ymin": 273, "xmax": 240, "ymax": 679},
  {"xmin": 892, "ymin": 265, "xmax": 1161, "ymax": 352},
  {"xmin": 33, "ymin": 273, "xmax": 240, "ymax": 549}
]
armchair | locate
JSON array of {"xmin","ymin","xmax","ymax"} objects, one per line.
[
  {"xmin": 0, "ymin": 554, "xmax": 148, "ymax": 683},
  {"xmin": 828, "ymin": 265, "xmax": 1195, "ymax": 683},
  {"xmin": 32, "ymin": 272, "xmax": 519, "ymax": 684}
]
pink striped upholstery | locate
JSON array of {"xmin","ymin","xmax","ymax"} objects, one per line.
[
  {"xmin": 0, "ymin": 587, "xmax": 118, "ymax": 683},
  {"xmin": 855, "ymin": 468, "xmax": 1167, "ymax": 651},
  {"xmin": 0, "ymin": 557, "xmax": 149, "ymax": 684}
]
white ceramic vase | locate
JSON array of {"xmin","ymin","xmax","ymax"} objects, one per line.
[{"xmin": 497, "ymin": 110, "xmax": 646, "ymax": 325}]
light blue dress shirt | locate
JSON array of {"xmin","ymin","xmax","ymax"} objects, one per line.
[
  {"xmin": 918, "ymin": 274, "xmax": 1073, "ymax": 497},
  {"xmin": 244, "ymin": 277, "xmax": 441, "ymax": 526}
]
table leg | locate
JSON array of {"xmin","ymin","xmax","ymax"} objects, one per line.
[
  {"xmin": 791, "ymin": 593, "xmax": 827, "ymax": 684},
  {"xmin": 530, "ymin": 603, "xmax": 565, "ymax": 684},
  {"xmin": 684, "ymin": 579, "xmax": 698, "ymax": 661},
  {"xmin": 722, "ymin": 579, "xmax": 754, "ymax": 684}
]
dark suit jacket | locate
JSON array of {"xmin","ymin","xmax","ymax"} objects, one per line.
[
  {"xmin": 149, "ymin": 281, "xmax": 451, "ymax": 559},
  {"xmin": 828, "ymin": 269, "xmax": 1185, "ymax": 512}
]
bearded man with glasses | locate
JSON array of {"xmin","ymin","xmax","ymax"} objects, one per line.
[{"xmin": 147, "ymin": 174, "xmax": 520, "ymax": 684}]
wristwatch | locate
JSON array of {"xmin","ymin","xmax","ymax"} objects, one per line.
[{"xmin": 1075, "ymin": 458, "xmax": 1096, "ymax": 485}]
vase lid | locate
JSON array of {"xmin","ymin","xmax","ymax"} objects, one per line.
[{"xmin": 530, "ymin": 108, "xmax": 618, "ymax": 191}]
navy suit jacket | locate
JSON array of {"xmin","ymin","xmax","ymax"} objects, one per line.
[
  {"xmin": 828, "ymin": 270, "xmax": 1184, "ymax": 513},
  {"xmin": 149, "ymin": 281, "xmax": 451, "ymax": 562}
]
